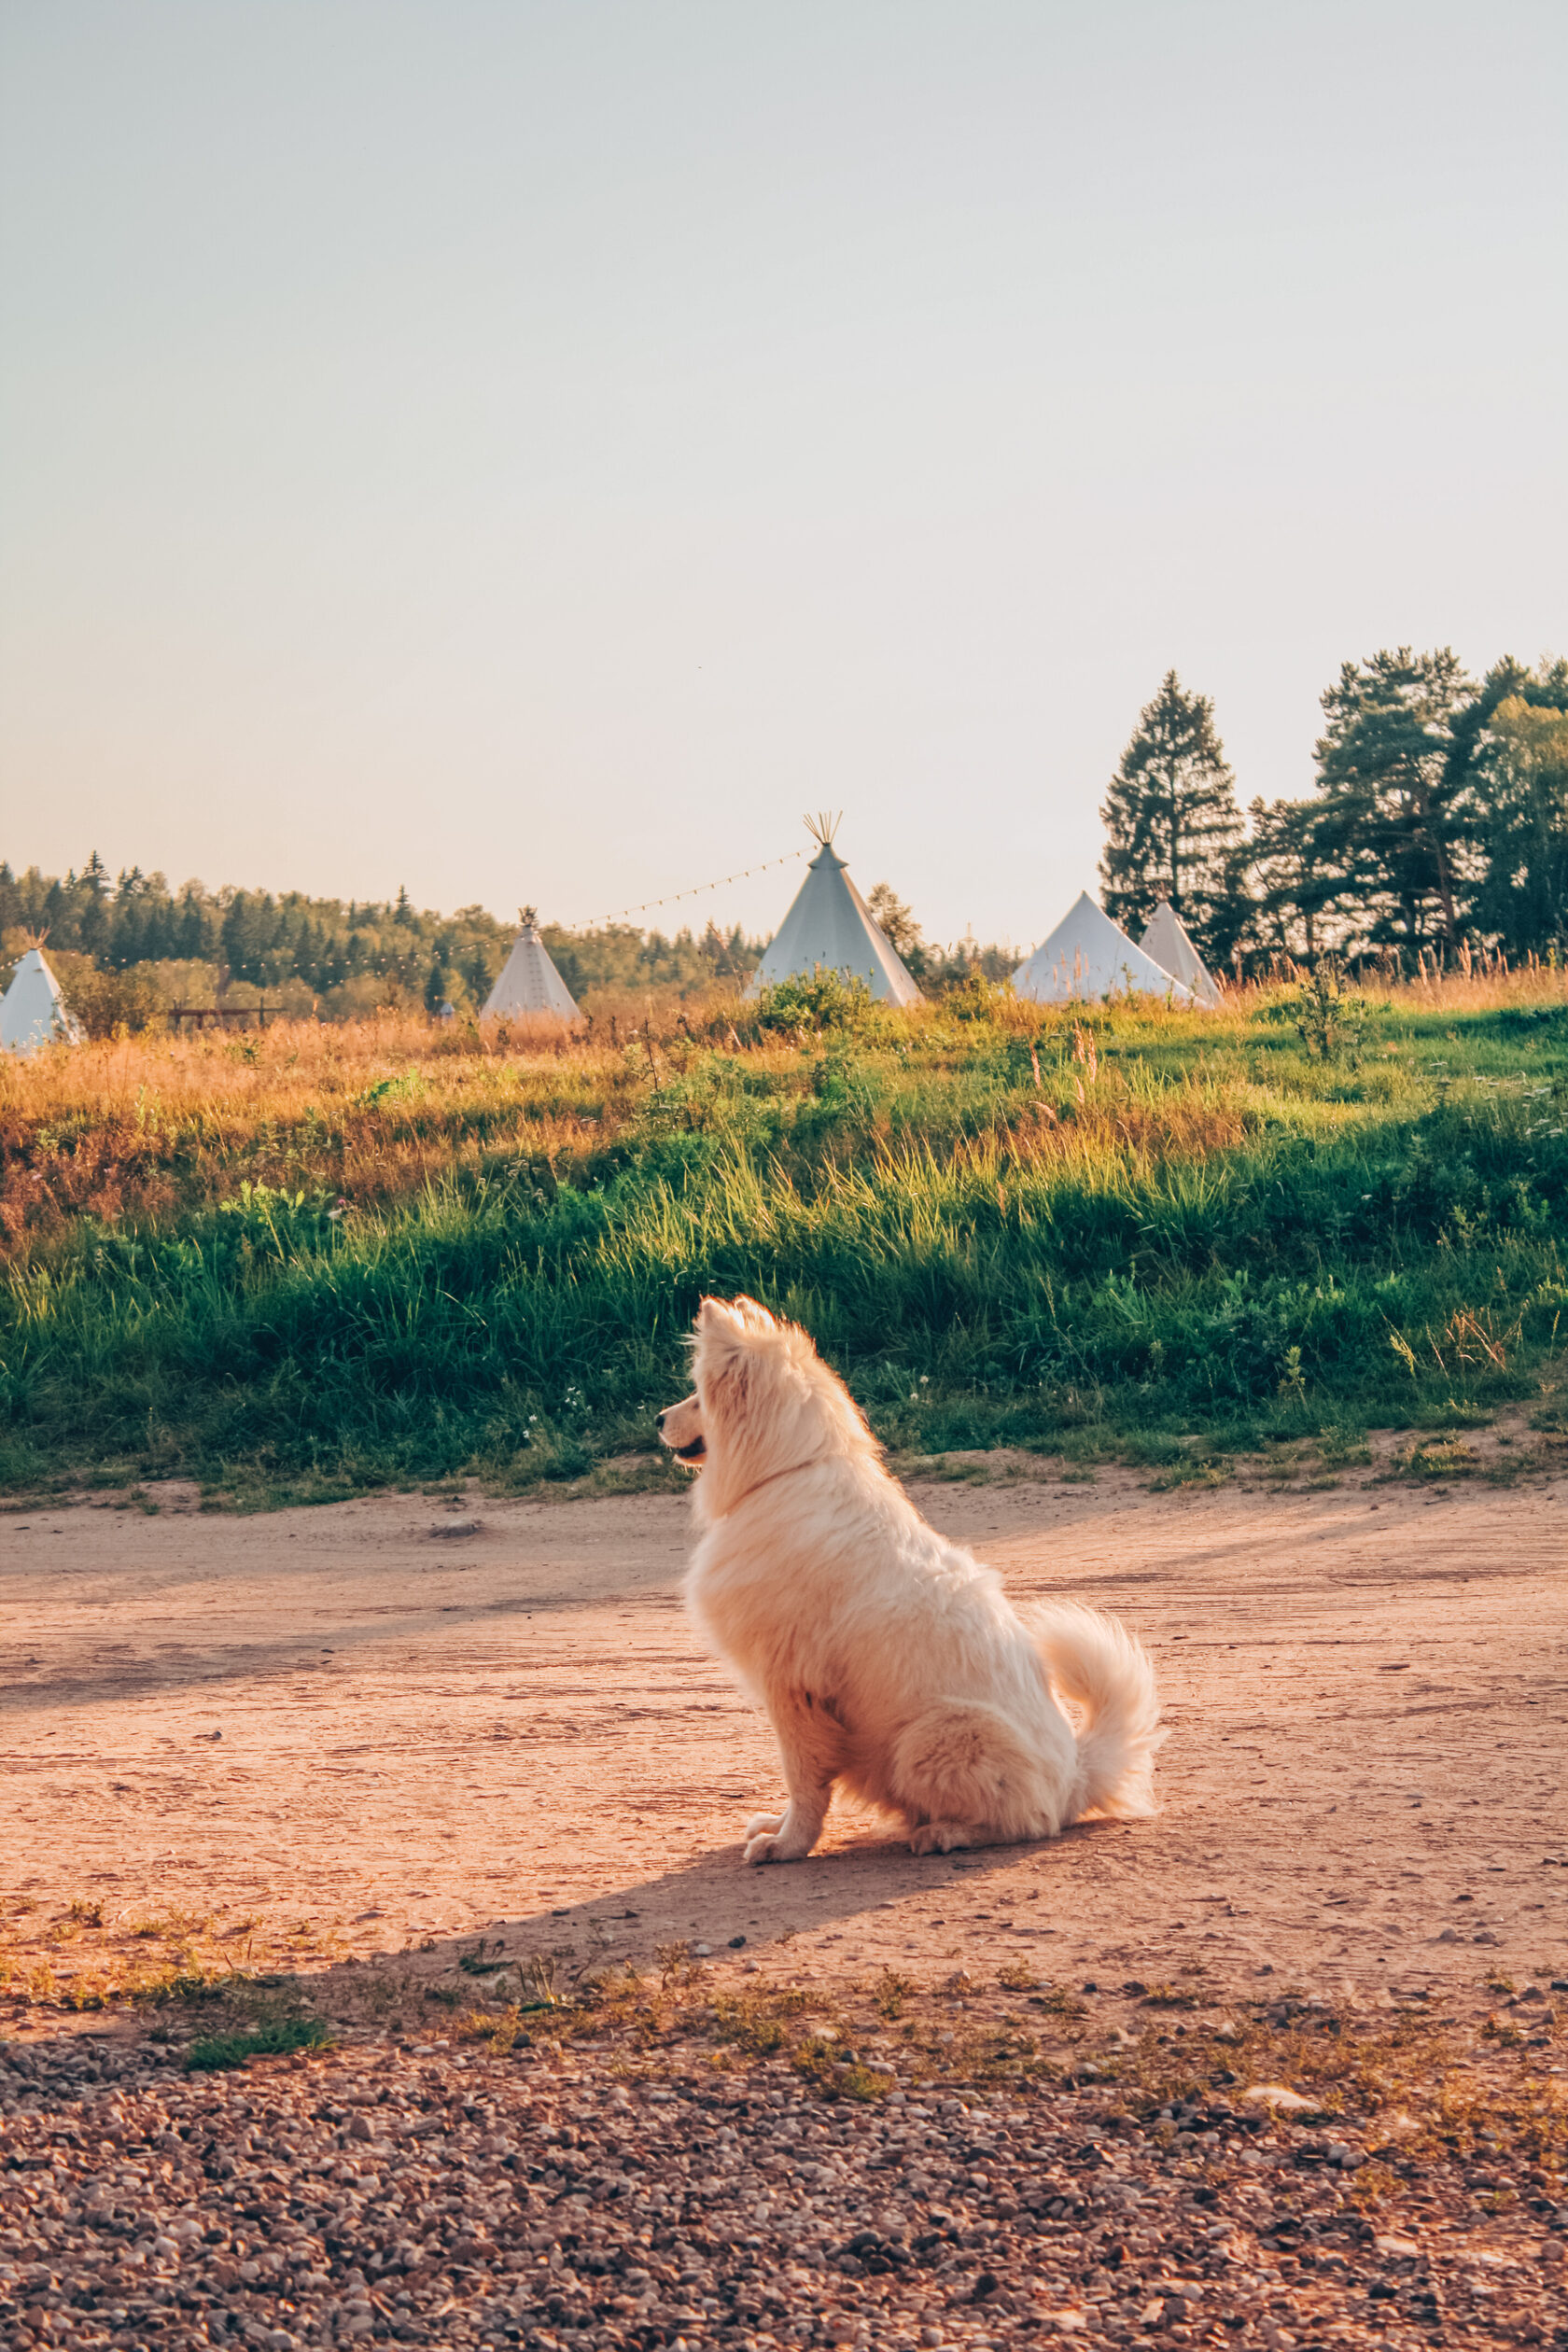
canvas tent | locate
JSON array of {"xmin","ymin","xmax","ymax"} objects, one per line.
[
  {"xmin": 745, "ymin": 818, "xmax": 921, "ymax": 1005},
  {"xmin": 482, "ymin": 911, "xmax": 581, "ymax": 1022},
  {"xmin": 1013, "ymin": 890, "xmax": 1192, "ymax": 1003},
  {"xmin": 1141, "ymin": 899, "xmax": 1224, "ymax": 1007},
  {"xmin": 1, "ymin": 947, "xmax": 83, "ymax": 1054}
]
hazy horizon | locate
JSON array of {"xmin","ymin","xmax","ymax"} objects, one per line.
[{"xmin": 3, "ymin": 1, "xmax": 1564, "ymax": 949}]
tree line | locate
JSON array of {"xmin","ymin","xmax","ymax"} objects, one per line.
[
  {"xmin": 0, "ymin": 859, "xmax": 766, "ymax": 1019},
  {"xmin": 1099, "ymin": 649, "xmax": 1568, "ymax": 970},
  {"xmin": 0, "ymin": 854, "xmax": 1014, "ymax": 1023},
  {"xmin": 0, "ymin": 860, "xmax": 512, "ymax": 1014},
  {"xmin": 7, "ymin": 641, "xmax": 1564, "ymax": 1025}
]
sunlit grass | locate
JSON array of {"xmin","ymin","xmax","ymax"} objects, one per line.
[
  {"xmin": 3, "ymin": 971, "xmax": 1567, "ymax": 1497},
  {"xmin": 413, "ymin": 1949, "xmax": 1568, "ymax": 2176}
]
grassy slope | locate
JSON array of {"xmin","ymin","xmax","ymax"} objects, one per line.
[{"xmin": 2, "ymin": 983, "xmax": 1566, "ymax": 1500}]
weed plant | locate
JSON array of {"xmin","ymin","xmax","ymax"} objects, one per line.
[
  {"xmin": 185, "ymin": 2016, "xmax": 333, "ymax": 2072},
  {"xmin": 2, "ymin": 972, "xmax": 1567, "ymax": 1498},
  {"xmin": 437, "ymin": 1955, "xmax": 1565, "ymax": 2179},
  {"xmin": 7, "ymin": 1893, "xmax": 1561, "ymax": 2181}
]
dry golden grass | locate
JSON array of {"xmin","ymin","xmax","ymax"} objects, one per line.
[
  {"xmin": 0, "ymin": 1011, "xmax": 671, "ymax": 1259},
  {"xmin": 8, "ymin": 963, "xmax": 1556, "ymax": 1267},
  {"xmin": 0, "ymin": 1891, "xmax": 349, "ymax": 2014},
  {"xmin": 0, "ymin": 987, "xmax": 1217, "ymax": 1261}
]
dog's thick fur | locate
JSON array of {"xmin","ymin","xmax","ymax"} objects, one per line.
[{"xmin": 658, "ymin": 1295, "xmax": 1161, "ymax": 1864}]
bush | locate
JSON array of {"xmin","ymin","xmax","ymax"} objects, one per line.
[
  {"xmin": 751, "ymin": 971, "xmax": 879, "ymax": 1033},
  {"xmin": 60, "ymin": 962, "xmax": 171, "ymax": 1038},
  {"xmin": 1261, "ymin": 959, "xmax": 1370, "ymax": 1065}
]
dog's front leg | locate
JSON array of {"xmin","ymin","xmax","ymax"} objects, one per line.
[{"xmin": 743, "ymin": 1697, "xmax": 837, "ymax": 1865}]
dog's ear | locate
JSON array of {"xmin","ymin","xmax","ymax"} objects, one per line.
[
  {"xmin": 693, "ymin": 1297, "xmax": 755, "ymax": 1437},
  {"xmin": 695, "ymin": 1295, "xmax": 773, "ymax": 1346},
  {"xmin": 695, "ymin": 1295, "xmax": 743, "ymax": 1341}
]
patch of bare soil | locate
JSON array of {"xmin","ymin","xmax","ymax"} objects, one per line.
[
  {"xmin": 4, "ymin": 1466, "xmax": 1566, "ymax": 1995},
  {"xmin": 3, "ymin": 1468, "xmax": 1567, "ymax": 2348}
]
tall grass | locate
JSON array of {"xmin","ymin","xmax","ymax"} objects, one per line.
[{"xmin": 3, "ymin": 973, "xmax": 1566, "ymax": 1497}]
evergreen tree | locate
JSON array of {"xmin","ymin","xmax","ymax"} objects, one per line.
[
  {"xmin": 77, "ymin": 850, "xmax": 112, "ymax": 958},
  {"xmin": 42, "ymin": 875, "xmax": 79, "ymax": 948},
  {"xmin": 424, "ymin": 923, "xmax": 460, "ymax": 1011},
  {"xmin": 1246, "ymin": 795, "xmax": 1348, "ymax": 959},
  {"xmin": 865, "ymin": 882, "xmax": 931, "ymax": 978},
  {"xmin": 173, "ymin": 885, "xmax": 214, "ymax": 961},
  {"xmin": 1099, "ymin": 672, "xmax": 1245, "ymax": 962},
  {"xmin": 1463, "ymin": 659, "xmax": 1568, "ymax": 953},
  {"xmin": 699, "ymin": 919, "xmax": 749, "ymax": 982},
  {"xmin": 1310, "ymin": 647, "xmax": 1474, "ymax": 951}
]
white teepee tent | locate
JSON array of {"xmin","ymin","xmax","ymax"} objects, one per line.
[
  {"xmin": 1141, "ymin": 900, "xmax": 1224, "ymax": 1007},
  {"xmin": 1013, "ymin": 890, "xmax": 1192, "ymax": 1004},
  {"xmin": 745, "ymin": 817, "xmax": 922, "ymax": 1005},
  {"xmin": 1, "ymin": 946, "xmax": 84, "ymax": 1054},
  {"xmin": 482, "ymin": 911, "xmax": 581, "ymax": 1022}
]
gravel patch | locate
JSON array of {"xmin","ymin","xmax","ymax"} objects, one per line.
[{"xmin": 2, "ymin": 2025, "xmax": 1564, "ymax": 2352}]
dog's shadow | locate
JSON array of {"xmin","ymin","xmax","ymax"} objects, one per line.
[{"xmin": 322, "ymin": 1818, "xmax": 1130, "ymax": 2010}]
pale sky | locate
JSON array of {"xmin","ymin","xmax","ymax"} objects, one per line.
[{"xmin": 2, "ymin": 1, "xmax": 1564, "ymax": 949}]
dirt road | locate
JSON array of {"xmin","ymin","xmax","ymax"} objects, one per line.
[{"xmin": 4, "ymin": 1463, "xmax": 1565, "ymax": 2006}]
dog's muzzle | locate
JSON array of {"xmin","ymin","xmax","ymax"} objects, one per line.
[{"xmin": 655, "ymin": 1405, "xmax": 706, "ymax": 1463}]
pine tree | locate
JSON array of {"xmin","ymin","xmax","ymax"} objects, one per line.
[
  {"xmin": 1462, "ymin": 659, "xmax": 1568, "ymax": 953},
  {"xmin": 1246, "ymin": 795, "xmax": 1348, "ymax": 960},
  {"xmin": 1310, "ymin": 647, "xmax": 1474, "ymax": 951},
  {"xmin": 1099, "ymin": 673, "xmax": 1245, "ymax": 962},
  {"xmin": 174, "ymin": 886, "xmax": 214, "ymax": 961},
  {"xmin": 865, "ymin": 882, "xmax": 929, "ymax": 977},
  {"xmin": 76, "ymin": 849, "xmax": 112, "ymax": 958}
]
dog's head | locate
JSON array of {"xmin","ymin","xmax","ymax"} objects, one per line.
[{"xmin": 657, "ymin": 1294, "xmax": 875, "ymax": 1519}]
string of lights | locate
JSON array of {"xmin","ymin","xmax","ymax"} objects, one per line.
[{"xmin": 564, "ymin": 845, "xmax": 806, "ymax": 931}]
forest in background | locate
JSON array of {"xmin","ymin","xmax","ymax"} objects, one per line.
[
  {"xmin": 0, "ymin": 864, "xmax": 1013, "ymax": 1033},
  {"xmin": 0, "ymin": 864, "xmax": 773, "ymax": 1029},
  {"xmin": 4, "ymin": 640, "xmax": 1566, "ymax": 1033}
]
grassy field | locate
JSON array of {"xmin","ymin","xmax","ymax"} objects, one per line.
[{"xmin": 2, "ymin": 970, "xmax": 1566, "ymax": 1502}]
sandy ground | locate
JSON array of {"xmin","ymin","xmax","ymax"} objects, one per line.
[{"xmin": 4, "ymin": 1461, "xmax": 1566, "ymax": 2012}]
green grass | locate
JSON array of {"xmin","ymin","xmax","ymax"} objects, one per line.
[
  {"xmin": 184, "ymin": 2016, "xmax": 333, "ymax": 2071},
  {"xmin": 3, "ymin": 982, "xmax": 1567, "ymax": 1499}
]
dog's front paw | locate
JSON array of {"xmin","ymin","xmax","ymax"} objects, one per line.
[
  {"xmin": 743, "ymin": 1829, "xmax": 801, "ymax": 1866},
  {"xmin": 743, "ymin": 1811, "xmax": 784, "ymax": 1841},
  {"xmin": 908, "ymin": 1821, "xmax": 974, "ymax": 1856}
]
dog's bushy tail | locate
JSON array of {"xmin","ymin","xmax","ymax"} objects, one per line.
[{"xmin": 1029, "ymin": 1601, "xmax": 1162, "ymax": 1819}]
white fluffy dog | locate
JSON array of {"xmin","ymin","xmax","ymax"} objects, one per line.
[{"xmin": 657, "ymin": 1295, "xmax": 1162, "ymax": 1865}]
